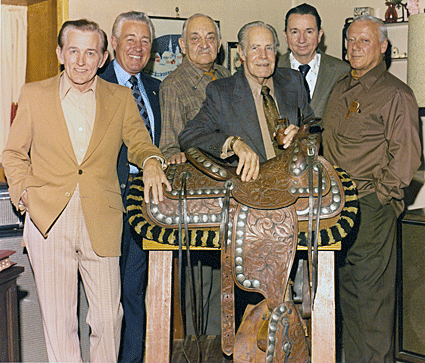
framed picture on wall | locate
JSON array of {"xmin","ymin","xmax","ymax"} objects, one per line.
[
  {"xmin": 227, "ymin": 41, "xmax": 243, "ymax": 75},
  {"xmin": 144, "ymin": 16, "xmax": 221, "ymax": 81},
  {"xmin": 143, "ymin": 16, "xmax": 186, "ymax": 81}
]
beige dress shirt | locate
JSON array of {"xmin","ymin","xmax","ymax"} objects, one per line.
[
  {"xmin": 60, "ymin": 75, "xmax": 96, "ymax": 165},
  {"xmin": 221, "ymin": 76, "xmax": 279, "ymax": 161}
]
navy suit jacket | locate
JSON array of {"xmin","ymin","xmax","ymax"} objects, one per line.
[
  {"xmin": 179, "ymin": 67, "xmax": 314, "ymax": 163},
  {"xmin": 99, "ymin": 62, "xmax": 161, "ymax": 198}
]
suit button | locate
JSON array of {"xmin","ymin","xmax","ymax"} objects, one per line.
[
  {"xmin": 78, "ymin": 170, "xmax": 83, "ymax": 175},
  {"xmin": 120, "ymin": 183, "xmax": 126, "ymax": 189},
  {"xmin": 65, "ymin": 192, "xmax": 71, "ymax": 197}
]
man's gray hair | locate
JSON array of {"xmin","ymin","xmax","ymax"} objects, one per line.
[
  {"xmin": 238, "ymin": 21, "xmax": 280, "ymax": 56},
  {"xmin": 348, "ymin": 15, "xmax": 388, "ymax": 43},
  {"xmin": 112, "ymin": 11, "xmax": 154, "ymax": 42},
  {"xmin": 181, "ymin": 13, "xmax": 221, "ymax": 43}
]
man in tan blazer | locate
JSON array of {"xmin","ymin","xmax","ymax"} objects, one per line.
[{"xmin": 2, "ymin": 19, "xmax": 170, "ymax": 362}]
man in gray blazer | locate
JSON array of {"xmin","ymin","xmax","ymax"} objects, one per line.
[
  {"xmin": 180, "ymin": 21, "xmax": 314, "ymax": 182},
  {"xmin": 278, "ymin": 3, "xmax": 350, "ymax": 118}
]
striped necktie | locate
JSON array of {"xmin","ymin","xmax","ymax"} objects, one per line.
[{"xmin": 129, "ymin": 75, "xmax": 152, "ymax": 140}]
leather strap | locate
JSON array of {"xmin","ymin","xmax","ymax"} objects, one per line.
[
  {"xmin": 178, "ymin": 173, "xmax": 201, "ymax": 363},
  {"xmin": 220, "ymin": 184, "xmax": 236, "ymax": 355}
]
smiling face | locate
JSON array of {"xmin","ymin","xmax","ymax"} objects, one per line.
[
  {"xmin": 178, "ymin": 15, "xmax": 222, "ymax": 72},
  {"xmin": 347, "ymin": 20, "xmax": 387, "ymax": 78},
  {"xmin": 56, "ymin": 28, "xmax": 108, "ymax": 92},
  {"xmin": 239, "ymin": 26, "xmax": 276, "ymax": 85},
  {"xmin": 112, "ymin": 20, "xmax": 152, "ymax": 75},
  {"xmin": 284, "ymin": 13, "xmax": 323, "ymax": 64}
]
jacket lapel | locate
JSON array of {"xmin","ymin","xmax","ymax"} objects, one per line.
[
  {"xmin": 82, "ymin": 78, "xmax": 120, "ymax": 163},
  {"xmin": 231, "ymin": 71, "xmax": 267, "ymax": 160},
  {"xmin": 311, "ymin": 51, "xmax": 331, "ymax": 110},
  {"xmin": 40, "ymin": 74, "xmax": 77, "ymax": 163}
]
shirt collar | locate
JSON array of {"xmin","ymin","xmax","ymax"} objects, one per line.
[
  {"xmin": 245, "ymin": 72, "xmax": 274, "ymax": 97},
  {"xmin": 353, "ymin": 61, "xmax": 386, "ymax": 91},
  {"xmin": 182, "ymin": 55, "xmax": 221, "ymax": 76},
  {"xmin": 59, "ymin": 71, "xmax": 97, "ymax": 101},
  {"xmin": 113, "ymin": 59, "xmax": 142, "ymax": 87},
  {"xmin": 289, "ymin": 51, "xmax": 321, "ymax": 74}
]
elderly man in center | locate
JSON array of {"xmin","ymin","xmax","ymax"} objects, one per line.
[
  {"xmin": 179, "ymin": 21, "xmax": 313, "ymax": 178},
  {"xmin": 159, "ymin": 13, "xmax": 230, "ymax": 165},
  {"xmin": 159, "ymin": 12, "xmax": 230, "ymax": 337},
  {"xmin": 279, "ymin": 3, "xmax": 350, "ymax": 118}
]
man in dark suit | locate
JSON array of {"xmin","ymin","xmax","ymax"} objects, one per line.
[
  {"xmin": 179, "ymin": 21, "xmax": 313, "ymax": 181},
  {"xmin": 99, "ymin": 11, "xmax": 160, "ymax": 363},
  {"xmin": 278, "ymin": 3, "xmax": 350, "ymax": 118}
]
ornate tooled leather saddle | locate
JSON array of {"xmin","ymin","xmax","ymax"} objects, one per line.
[{"xmin": 127, "ymin": 123, "xmax": 358, "ymax": 362}]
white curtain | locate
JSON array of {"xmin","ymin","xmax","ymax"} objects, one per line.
[{"xmin": 1, "ymin": 4, "xmax": 27, "ymax": 162}]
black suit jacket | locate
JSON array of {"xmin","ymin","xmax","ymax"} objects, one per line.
[
  {"xmin": 99, "ymin": 62, "xmax": 161, "ymax": 198},
  {"xmin": 179, "ymin": 67, "xmax": 314, "ymax": 163}
]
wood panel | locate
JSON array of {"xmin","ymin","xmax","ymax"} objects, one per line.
[{"xmin": 26, "ymin": 0, "xmax": 60, "ymax": 82}]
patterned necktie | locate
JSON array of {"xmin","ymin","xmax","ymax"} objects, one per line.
[
  {"xmin": 129, "ymin": 75, "xmax": 152, "ymax": 140},
  {"xmin": 261, "ymin": 86, "xmax": 281, "ymax": 155},
  {"xmin": 204, "ymin": 71, "xmax": 217, "ymax": 81},
  {"xmin": 298, "ymin": 64, "xmax": 311, "ymax": 103}
]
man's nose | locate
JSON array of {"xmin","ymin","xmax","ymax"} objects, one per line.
[
  {"xmin": 259, "ymin": 48, "xmax": 267, "ymax": 59},
  {"xmin": 77, "ymin": 54, "xmax": 85, "ymax": 65},
  {"xmin": 199, "ymin": 37, "xmax": 208, "ymax": 48}
]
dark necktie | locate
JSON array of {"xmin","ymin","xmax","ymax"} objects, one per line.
[
  {"xmin": 129, "ymin": 75, "xmax": 152, "ymax": 140},
  {"xmin": 261, "ymin": 86, "xmax": 281, "ymax": 155},
  {"xmin": 298, "ymin": 64, "xmax": 311, "ymax": 103}
]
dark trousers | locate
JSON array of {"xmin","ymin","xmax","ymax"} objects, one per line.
[
  {"xmin": 118, "ymin": 213, "xmax": 147, "ymax": 363},
  {"xmin": 338, "ymin": 192, "xmax": 397, "ymax": 363}
]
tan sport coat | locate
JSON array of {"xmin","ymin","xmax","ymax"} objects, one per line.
[{"xmin": 2, "ymin": 73, "xmax": 162, "ymax": 257}]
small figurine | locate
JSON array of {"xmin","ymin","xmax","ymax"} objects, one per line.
[{"xmin": 407, "ymin": 0, "xmax": 420, "ymax": 15}]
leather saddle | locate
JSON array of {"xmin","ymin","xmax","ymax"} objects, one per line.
[{"xmin": 138, "ymin": 123, "xmax": 354, "ymax": 362}]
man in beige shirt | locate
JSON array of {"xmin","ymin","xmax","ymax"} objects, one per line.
[{"xmin": 2, "ymin": 19, "xmax": 170, "ymax": 362}]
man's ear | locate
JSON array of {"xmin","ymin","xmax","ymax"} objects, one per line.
[
  {"xmin": 111, "ymin": 36, "xmax": 118, "ymax": 52},
  {"xmin": 283, "ymin": 30, "xmax": 288, "ymax": 45},
  {"xmin": 178, "ymin": 37, "xmax": 186, "ymax": 55},
  {"xmin": 381, "ymin": 39, "xmax": 388, "ymax": 55},
  {"xmin": 217, "ymin": 39, "xmax": 223, "ymax": 53},
  {"xmin": 318, "ymin": 29, "xmax": 324, "ymax": 45},
  {"xmin": 99, "ymin": 51, "xmax": 109, "ymax": 68},
  {"xmin": 56, "ymin": 45, "xmax": 64, "ymax": 64},
  {"xmin": 237, "ymin": 44, "xmax": 245, "ymax": 62}
]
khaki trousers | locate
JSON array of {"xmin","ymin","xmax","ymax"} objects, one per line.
[{"xmin": 24, "ymin": 186, "xmax": 123, "ymax": 362}]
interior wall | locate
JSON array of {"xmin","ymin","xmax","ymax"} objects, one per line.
[{"xmin": 68, "ymin": 0, "xmax": 425, "ymax": 62}]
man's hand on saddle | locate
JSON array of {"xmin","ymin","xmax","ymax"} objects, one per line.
[
  {"xmin": 275, "ymin": 124, "xmax": 299, "ymax": 149},
  {"xmin": 143, "ymin": 158, "xmax": 172, "ymax": 204},
  {"xmin": 167, "ymin": 151, "xmax": 187, "ymax": 165},
  {"xmin": 232, "ymin": 139, "xmax": 260, "ymax": 182}
]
